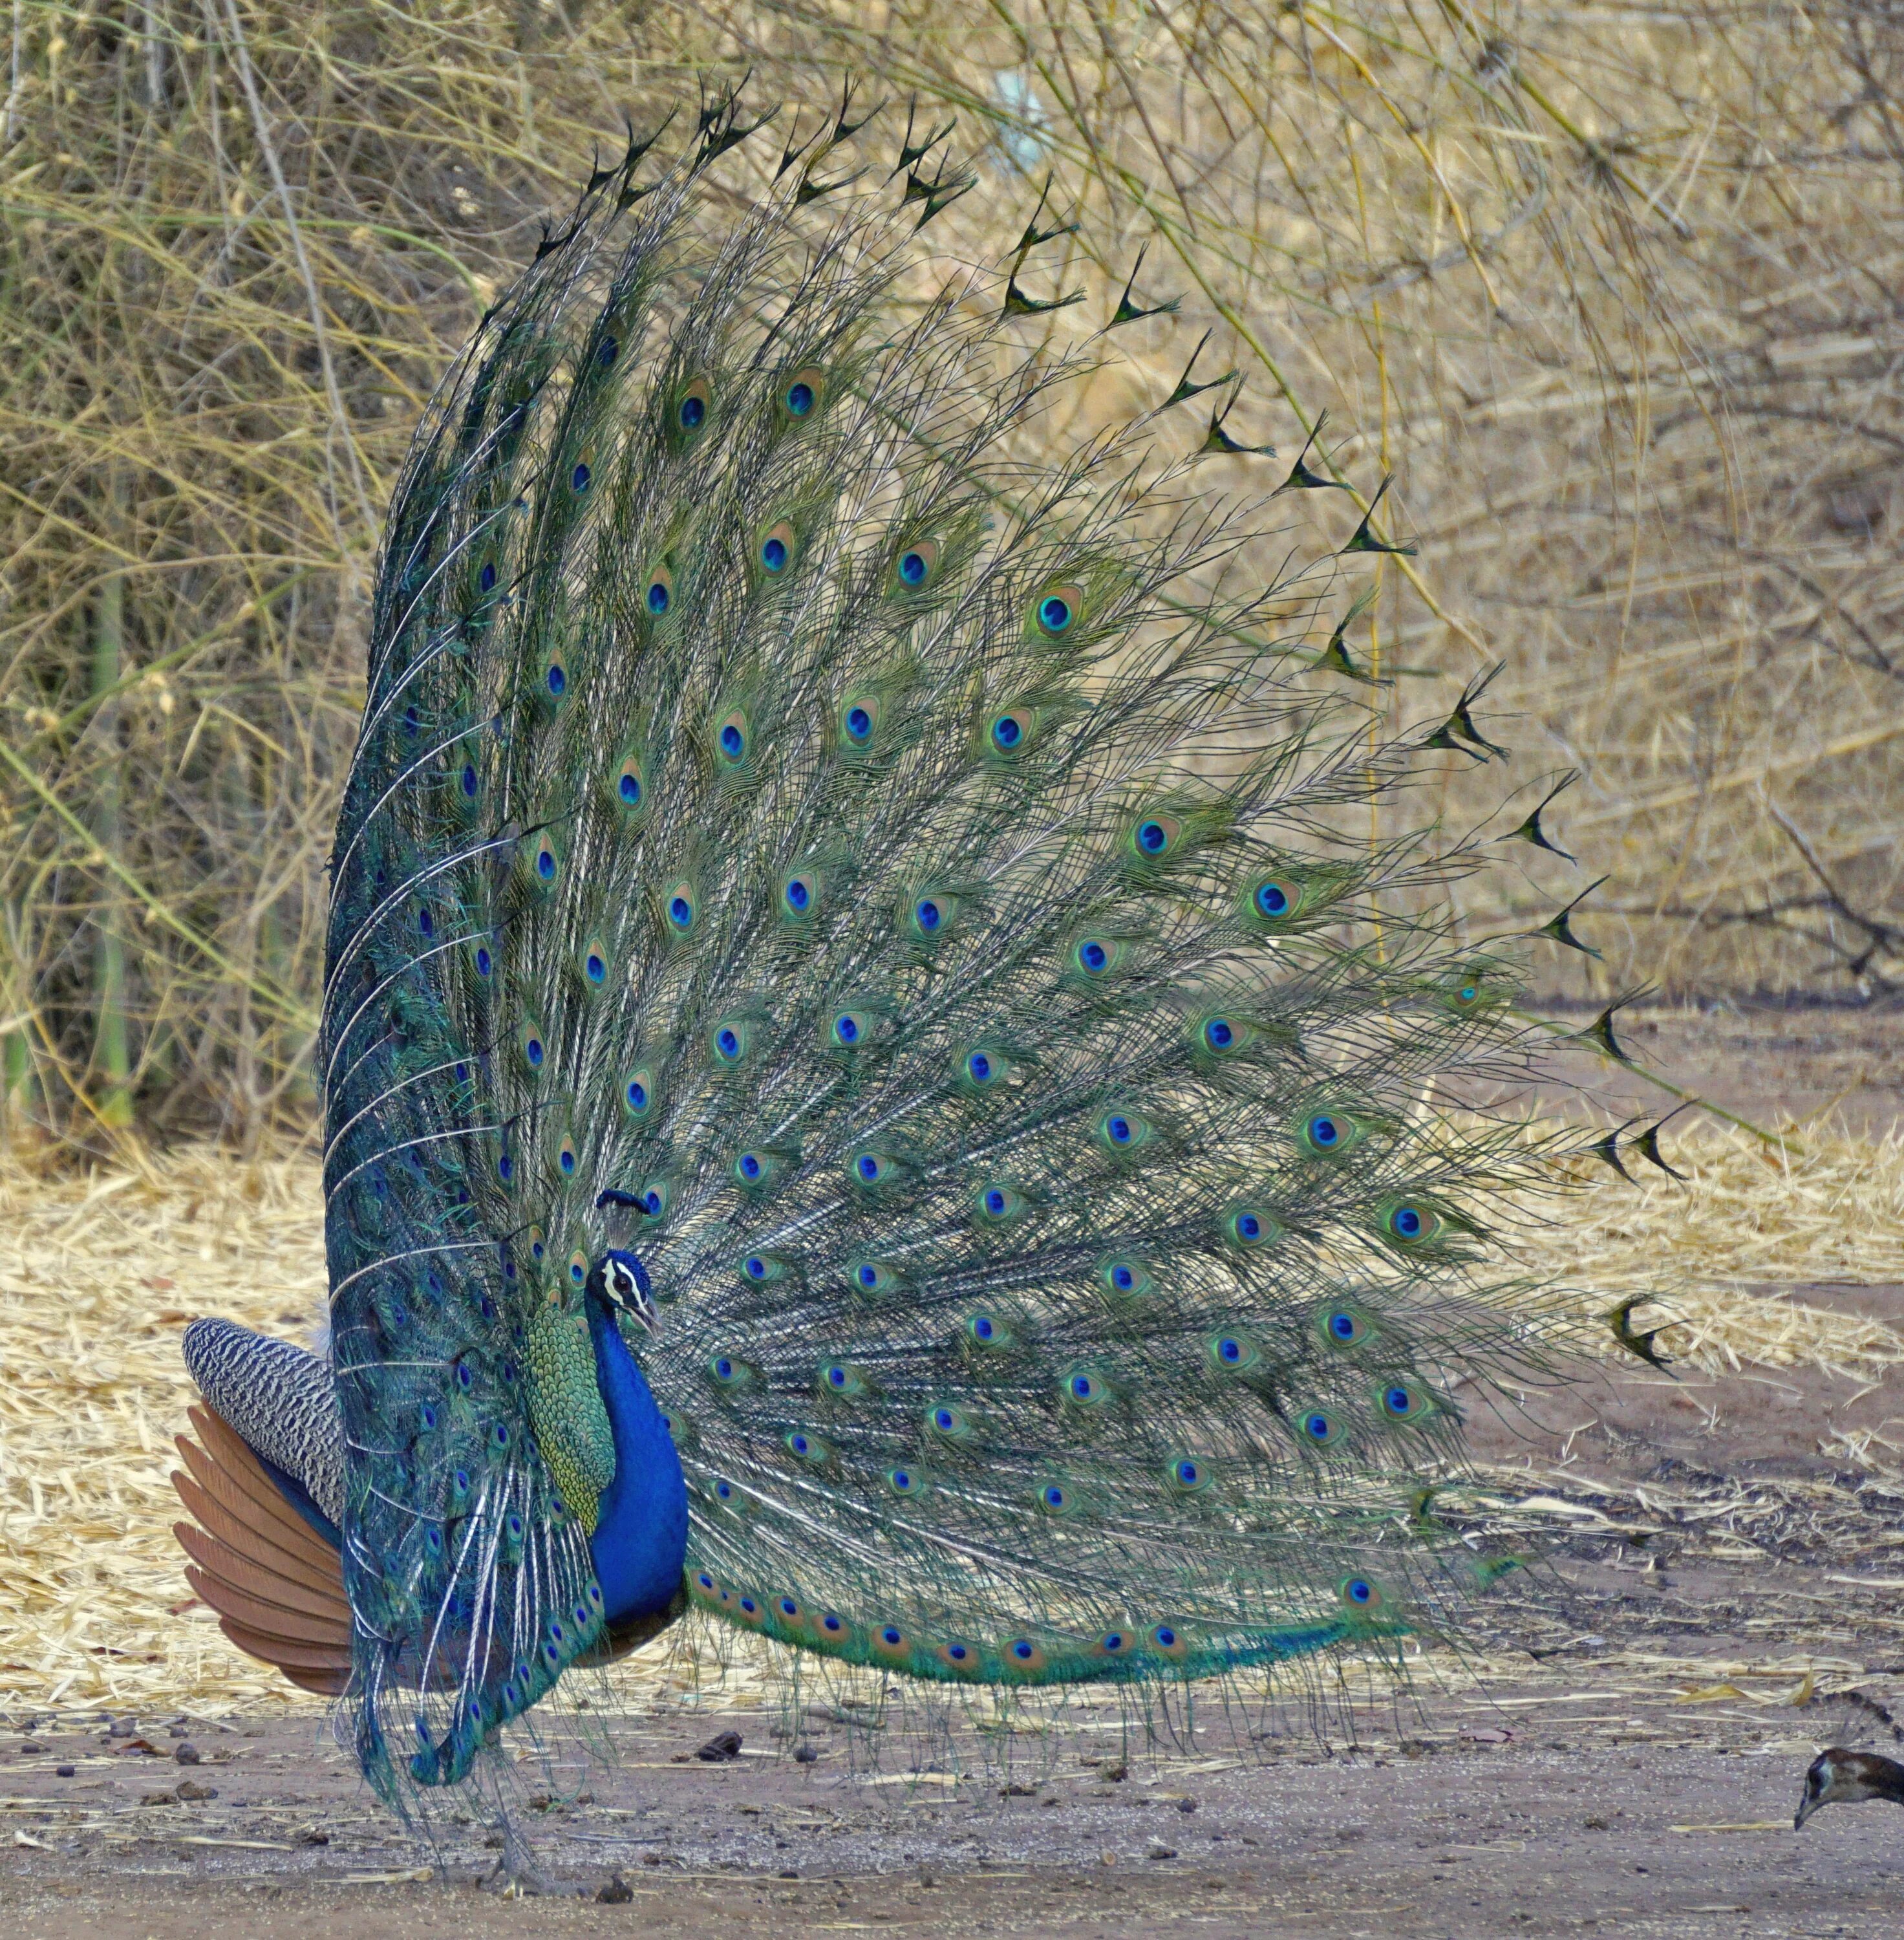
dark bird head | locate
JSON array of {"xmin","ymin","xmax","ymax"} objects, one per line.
[
  {"xmin": 1795, "ymin": 1747, "xmax": 1904, "ymax": 1828},
  {"xmin": 590, "ymin": 1249, "xmax": 658, "ymax": 1338}
]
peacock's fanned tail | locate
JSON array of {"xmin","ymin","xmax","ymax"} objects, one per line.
[{"xmin": 323, "ymin": 102, "xmax": 1579, "ymax": 1805}]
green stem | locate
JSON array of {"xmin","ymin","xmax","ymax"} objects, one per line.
[{"xmin": 91, "ymin": 472, "xmax": 134, "ymax": 1132}]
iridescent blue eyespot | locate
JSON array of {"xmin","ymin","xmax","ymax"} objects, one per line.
[
  {"xmin": 985, "ymin": 1189, "xmax": 1007, "ymax": 1215},
  {"xmin": 536, "ymin": 848, "xmax": 555, "ymax": 881},
  {"xmin": 786, "ymin": 380, "xmax": 815, "ymax": 416},
  {"xmin": 1384, "ymin": 1385, "xmax": 1418, "ymax": 1417},
  {"xmin": 891, "ymin": 1471, "xmax": 914, "ymax": 1492},
  {"xmin": 524, "ymin": 1036, "xmax": 544, "ymax": 1068},
  {"xmin": 546, "ymin": 663, "xmax": 566, "ymax": 697},
  {"xmin": 716, "ymin": 1028, "xmax": 740, "ymax": 1060},
  {"xmin": 828, "ymin": 1366, "xmax": 848, "ymax": 1388},
  {"xmin": 1329, "ymin": 1311, "xmax": 1358, "ymax": 1341},
  {"xmin": 1176, "ymin": 1461, "xmax": 1199, "ymax": 1486},
  {"xmin": 647, "ymin": 579, "xmax": 670, "ymax": 615},
  {"xmin": 1043, "ymin": 1485, "xmax": 1065, "ymax": 1510},
  {"xmin": 846, "ymin": 706, "xmax": 873, "ymax": 741},
  {"xmin": 882, "ymin": 1626, "xmax": 903, "ymax": 1646},
  {"xmin": 991, "ymin": 713, "xmax": 1022, "ymax": 750},
  {"xmin": 899, "ymin": 550, "xmax": 926, "ymax": 586},
  {"xmin": 836, "ymin": 1015, "xmax": 859, "ymax": 1044},
  {"xmin": 669, "ymin": 895, "xmax": 693, "ymax": 929},
  {"xmin": 934, "ymin": 1407, "xmax": 955, "ymax": 1430},
  {"xmin": 678, "ymin": 394, "xmax": 705, "ymax": 430},
  {"xmin": 739, "ymin": 1154, "xmax": 762, "ymax": 1181},
  {"xmin": 745, "ymin": 1256, "xmax": 768, "ymax": 1280},
  {"xmin": 640, "ymin": 1188, "xmax": 663, "ymax": 1215},
  {"xmin": 585, "ymin": 951, "xmax": 606, "ymax": 983},
  {"xmin": 1391, "ymin": 1205, "xmax": 1424, "ymax": 1238},
  {"xmin": 1235, "ymin": 1213, "xmax": 1261, "ymax": 1240},
  {"xmin": 1153, "ymin": 1625, "xmax": 1177, "ymax": 1648},
  {"xmin": 1303, "ymin": 1412, "xmax": 1334, "ymax": 1442},
  {"xmin": 478, "ymin": 562, "xmax": 497, "ymax": 593},
  {"xmin": 1079, "ymin": 940, "xmax": 1108, "ymax": 973},
  {"xmin": 859, "ymin": 1156, "xmax": 881, "ymax": 1182},
  {"xmin": 720, "ymin": 722, "xmax": 743, "ymax": 757},
  {"xmin": 1012, "ymin": 1640, "xmax": 1034, "ymax": 1661},
  {"xmin": 461, "ymin": 764, "xmax": 479, "ymax": 799},
  {"xmin": 714, "ymin": 1358, "xmax": 733, "ymax": 1380},
  {"xmin": 1137, "ymin": 820, "xmax": 1166, "ymax": 854},
  {"xmin": 915, "ymin": 898, "xmax": 941, "ymax": 931},
  {"xmin": 1039, "ymin": 594, "xmax": 1072, "ymax": 632},
  {"xmin": 761, "ymin": 535, "xmax": 788, "ymax": 573},
  {"xmin": 597, "ymin": 336, "xmax": 618, "ymax": 367},
  {"xmin": 972, "ymin": 1316, "xmax": 995, "ymax": 1342},
  {"xmin": 625, "ymin": 1079, "xmax": 647, "ymax": 1110},
  {"xmin": 1308, "ymin": 1114, "xmax": 1340, "ymax": 1148},
  {"xmin": 1112, "ymin": 1265, "xmax": 1135, "ymax": 1291},
  {"xmin": 1217, "ymin": 1337, "xmax": 1242, "ymax": 1364},
  {"xmin": 1070, "ymin": 1374, "xmax": 1095, "ymax": 1399},
  {"xmin": 1204, "ymin": 1018, "xmax": 1234, "ymax": 1050},
  {"xmin": 1107, "ymin": 1115, "xmax": 1133, "ymax": 1145},
  {"xmin": 858, "ymin": 1265, "xmax": 880, "ymax": 1289},
  {"xmin": 785, "ymin": 876, "xmax": 811, "ymax": 912},
  {"xmin": 1345, "ymin": 1577, "xmax": 1373, "ymax": 1606},
  {"xmin": 968, "ymin": 1052, "xmax": 990, "ymax": 1082},
  {"xmin": 619, "ymin": 771, "xmax": 641, "ymax": 805},
  {"xmin": 570, "ymin": 462, "xmax": 590, "ymax": 493},
  {"xmin": 1256, "ymin": 880, "xmax": 1292, "ymax": 917}
]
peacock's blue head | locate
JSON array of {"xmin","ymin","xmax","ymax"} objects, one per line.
[{"xmin": 590, "ymin": 1249, "xmax": 658, "ymax": 1337}]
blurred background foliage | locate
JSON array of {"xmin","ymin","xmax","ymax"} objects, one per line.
[{"xmin": 1, "ymin": 0, "xmax": 1899, "ymax": 1150}]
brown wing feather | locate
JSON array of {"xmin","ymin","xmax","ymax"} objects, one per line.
[
  {"xmin": 169, "ymin": 1472, "xmax": 346, "ymax": 1600},
  {"xmin": 183, "ymin": 1405, "xmax": 340, "ymax": 1564},
  {"xmin": 175, "ymin": 1524, "xmax": 351, "ymax": 1622},
  {"xmin": 169, "ymin": 1406, "xmax": 353, "ymax": 1698}
]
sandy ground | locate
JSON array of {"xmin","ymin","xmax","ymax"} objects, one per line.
[{"xmin": 3, "ymin": 1009, "xmax": 1903, "ymax": 1937}]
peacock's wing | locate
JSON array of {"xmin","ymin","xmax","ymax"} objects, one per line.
[
  {"xmin": 324, "ymin": 105, "xmax": 1577, "ymax": 1800},
  {"xmin": 171, "ymin": 1404, "xmax": 354, "ymax": 1696}
]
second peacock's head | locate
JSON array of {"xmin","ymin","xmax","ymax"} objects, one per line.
[{"xmin": 592, "ymin": 1249, "xmax": 658, "ymax": 1337}]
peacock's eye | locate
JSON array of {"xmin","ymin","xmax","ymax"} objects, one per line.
[
  {"xmin": 781, "ymin": 366, "xmax": 826, "ymax": 420},
  {"xmin": 758, "ymin": 521, "xmax": 797, "ymax": 576},
  {"xmin": 675, "ymin": 376, "xmax": 712, "ymax": 434},
  {"xmin": 1034, "ymin": 582, "xmax": 1084, "ymax": 637},
  {"xmin": 989, "ymin": 708, "xmax": 1033, "ymax": 756},
  {"xmin": 893, "ymin": 537, "xmax": 940, "ymax": 592}
]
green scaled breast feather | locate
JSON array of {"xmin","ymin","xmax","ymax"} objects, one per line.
[{"xmin": 321, "ymin": 88, "xmax": 1602, "ymax": 1805}]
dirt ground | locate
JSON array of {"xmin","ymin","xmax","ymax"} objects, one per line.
[{"xmin": 3, "ymin": 1006, "xmax": 1903, "ymax": 1937}]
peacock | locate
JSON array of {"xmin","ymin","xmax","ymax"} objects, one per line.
[{"xmin": 167, "ymin": 92, "xmax": 1600, "ymax": 1822}]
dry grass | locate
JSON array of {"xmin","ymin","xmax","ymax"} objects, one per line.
[
  {"xmin": 1523, "ymin": 1121, "xmax": 1904, "ymax": 1379},
  {"xmin": 2, "ymin": 1129, "xmax": 1901, "ymax": 1715},
  {"xmin": 3, "ymin": 0, "xmax": 1901, "ymax": 1148}
]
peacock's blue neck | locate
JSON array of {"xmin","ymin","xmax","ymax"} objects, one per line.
[{"xmin": 583, "ymin": 1299, "xmax": 689, "ymax": 1624}]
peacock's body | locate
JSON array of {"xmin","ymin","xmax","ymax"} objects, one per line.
[{"xmin": 169, "ymin": 98, "xmax": 1591, "ymax": 1814}]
